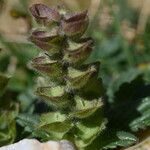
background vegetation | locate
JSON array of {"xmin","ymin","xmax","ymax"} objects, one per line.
[{"xmin": 0, "ymin": 0, "xmax": 150, "ymax": 149}]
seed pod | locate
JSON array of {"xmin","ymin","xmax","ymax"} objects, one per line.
[
  {"xmin": 36, "ymin": 86, "xmax": 69, "ymax": 108},
  {"xmin": 70, "ymin": 96, "xmax": 103, "ymax": 119},
  {"xmin": 66, "ymin": 66, "xmax": 96, "ymax": 90},
  {"xmin": 63, "ymin": 39, "xmax": 93, "ymax": 66},
  {"xmin": 29, "ymin": 29, "xmax": 64, "ymax": 55},
  {"xmin": 30, "ymin": 55, "xmax": 62, "ymax": 82},
  {"xmin": 29, "ymin": 4, "xmax": 61, "ymax": 25},
  {"xmin": 61, "ymin": 10, "xmax": 89, "ymax": 40}
]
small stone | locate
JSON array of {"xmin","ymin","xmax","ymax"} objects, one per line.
[
  {"xmin": 0, "ymin": 139, "xmax": 76, "ymax": 150},
  {"xmin": 125, "ymin": 137, "xmax": 150, "ymax": 150}
]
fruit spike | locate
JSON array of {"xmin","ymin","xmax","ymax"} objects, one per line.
[{"xmin": 29, "ymin": 4, "xmax": 106, "ymax": 149}]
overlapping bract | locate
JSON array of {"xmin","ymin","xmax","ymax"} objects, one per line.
[
  {"xmin": 30, "ymin": 4, "xmax": 61, "ymax": 25},
  {"xmin": 61, "ymin": 10, "xmax": 89, "ymax": 40},
  {"xmin": 29, "ymin": 4, "xmax": 105, "ymax": 150}
]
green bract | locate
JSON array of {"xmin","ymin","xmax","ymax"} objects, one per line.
[
  {"xmin": 30, "ymin": 55, "xmax": 62, "ymax": 82},
  {"xmin": 36, "ymin": 86, "xmax": 69, "ymax": 108}
]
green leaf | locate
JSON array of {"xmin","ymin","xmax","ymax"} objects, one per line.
[
  {"xmin": 103, "ymin": 131, "xmax": 138, "ymax": 149},
  {"xmin": 130, "ymin": 97, "xmax": 150, "ymax": 132},
  {"xmin": 85, "ymin": 130, "xmax": 138, "ymax": 150},
  {"xmin": 17, "ymin": 114, "xmax": 39, "ymax": 132},
  {"xmin": 17, "ymin": 89, "xmax": 36, "ymax": 113},
  {"xmin": 107, "ymin": 69, "xmax": 142, "ymax": 103},
  {"xmin": 105, "ymin": 74, "xmax": 149, "ymax": 135}
]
